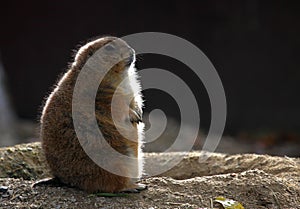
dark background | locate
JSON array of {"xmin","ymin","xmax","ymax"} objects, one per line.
[{"xmin": 0, "ymin": 1, "xmax": 299, "ymax": 137}]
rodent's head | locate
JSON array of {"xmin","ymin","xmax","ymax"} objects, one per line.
[{"xmin": 73, "ymin": 36, "xmax": 135, "ymax": 74}]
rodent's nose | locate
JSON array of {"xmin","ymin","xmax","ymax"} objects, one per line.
[{"xmin": 125, "ymin": 49, "xmax": 135, "ymax": 66}]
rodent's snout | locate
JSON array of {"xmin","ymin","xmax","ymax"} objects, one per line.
[
  {"xmin": 102, "ymin": 38, "xmax": 135, "ymax": 66},
  {"xmin": 124, "ymin": 50, "xmax": 135, "ymax": 67}
]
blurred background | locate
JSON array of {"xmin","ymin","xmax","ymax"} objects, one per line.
[{"xmin": 0, "ymin": 0, "xmax": 299, "ymax": 156}]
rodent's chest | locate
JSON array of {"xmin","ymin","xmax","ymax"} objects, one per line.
[
  {"xmin": 95, "ymin": 82, "xmax": 134, "ymax": 123},
  {"xmin": 110, "ymin": 92, "xmax": 133, "ymax": 123},
  {"xmin": 96, "ymin": 67, "xmax": 139, "ymax": 124}
]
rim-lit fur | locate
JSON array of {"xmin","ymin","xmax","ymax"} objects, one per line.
[{"xmin": 41, "ymin": 37, "xmax": 144, "ymax": 193}]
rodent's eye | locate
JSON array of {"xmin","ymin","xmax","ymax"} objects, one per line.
[{"xmin": 104, "ymin": 44, "xmax": 115, "ymax": 51}]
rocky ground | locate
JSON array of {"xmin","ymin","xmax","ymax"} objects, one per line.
[{"xmin": 0, "ymin": 143, "xmax": 300, "ymax": 208}]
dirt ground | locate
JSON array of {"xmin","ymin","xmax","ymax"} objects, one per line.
[{"xmin": 0, "ymin": 142, "xmax": 300, "ymax": 208}]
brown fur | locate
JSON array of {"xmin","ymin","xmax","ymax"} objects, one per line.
[{"xmin": 40, "ymin": 37, "xmax": 144, "ymax": 193}]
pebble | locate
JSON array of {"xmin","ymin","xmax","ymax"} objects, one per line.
[
  {"xmin": 0, "ymin": 186, "xmax": 8, "ymax": 193},
  {"xmin": 2, "ymin": 193, "xmax": 9, "ymax": 198},
  {"xmin": 70, "ymin": 196, "xmax": 76, "ymax": 202},
  {"xmin": 8, "ymin": 189, "xmax": 13, "ymax": 195},
  {"xmin": 0, "ymin": 186, "xmax": 12, "ymax": 198},
  {"xmin": 19, "ymin": 195, "xmax": 27, "ymax": 201}
]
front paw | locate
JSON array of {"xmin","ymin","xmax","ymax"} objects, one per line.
[{"xmin": 135, "ymin": 183, "xmax": 147, "ymax": 191}]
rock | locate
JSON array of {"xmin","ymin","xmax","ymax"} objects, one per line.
[
  {"xmin": 0, "ymin": 142, "xmax": 49, "ymax": 180},
  {"xmin": 0, "ymin": 142, "xmax": 299, "ymax": 208}
]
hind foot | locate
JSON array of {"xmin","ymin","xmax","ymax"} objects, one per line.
[{"xmin": 120, "ymin": 183, "xmax": 147, "ymax": 193}]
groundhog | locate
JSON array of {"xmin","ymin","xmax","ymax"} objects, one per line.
[{"xmin": 40, "ymin": 36, "xmax": 145, "ymax": 193}]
